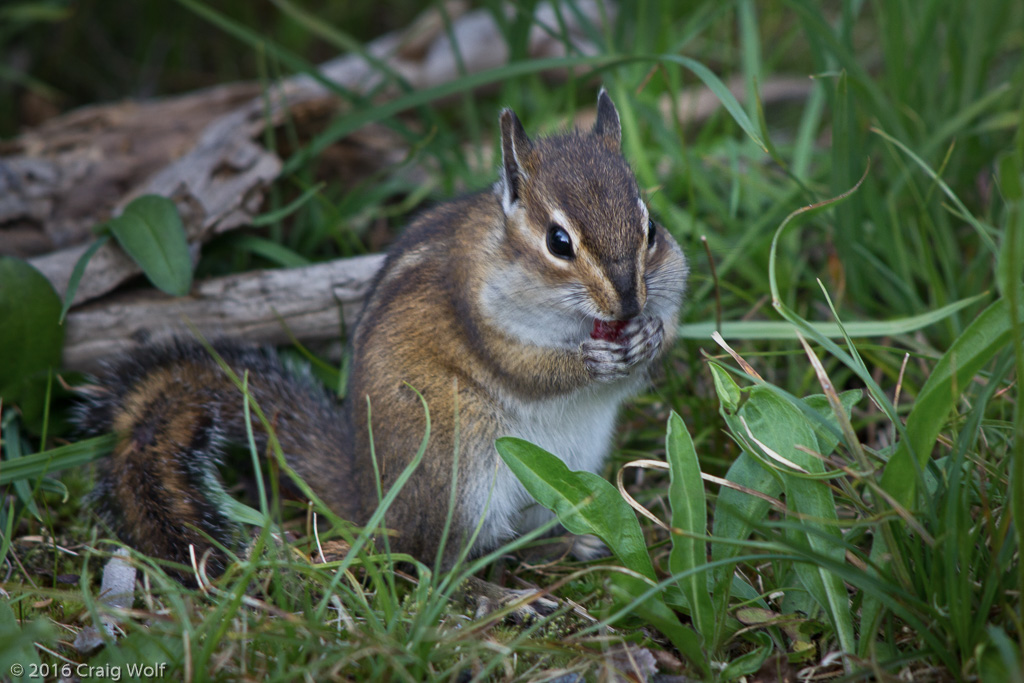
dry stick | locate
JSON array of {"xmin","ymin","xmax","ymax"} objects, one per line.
[
  {"xmin": 701, "ymin": 235, "xmax": 722, "ymax": 334},
  {"xmin": 62, "ymin": 254, "xmax": 385, "ymax": 372}
]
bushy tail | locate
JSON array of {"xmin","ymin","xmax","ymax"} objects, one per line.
[{"xmin": 75, "ymin": 339, "xmax": 357, "ymax": 580}]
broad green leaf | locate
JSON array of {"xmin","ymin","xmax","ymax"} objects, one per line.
[
  {"xmin": 711, "ymin": 452, "xmax": 781, "ymax": 570},
  {"xmin": 802, "ymin": 390, "xmax": 863, "ymax": 456},
  {"xmin": 710, "ymin": 376, "xmax": 785, "ymax": 605},
  {"xmin": 711, "ymin": 385, "xmax": 855, "ymax": 659},
  {"xmin": 744, "ymin": 391, "xmax": 854, "ymax": 658},
  {"xmin": 666, "ymin": 412, "xmax": 715, "ymax": 650},
  {"xmin": 720, "ymin": 631, "xmax": 772, "ymax": 680},
  {"xmin": 981, "ymin": 625, "xmax": 1024, "ymax": 682},
  {"xmin": 107, "ymin": 195, "xmax": 192, "ymax": 296},
  {"xmin": 495, "ymin": 437, "xmax": 654, "ymax": 580},
  {"xmin": 608, "ymin": 579, "xmax": 709, "ymax": 676},
  {"xmin": 614, "ymin": 578, "xmax": 710, "ymax": 677},
  {"xmin": 709, "ymin": 363, "xmax": 741, "ymax": 413},
  {"xmin": 496, "ymin": 437, "xmax": 710, "ymax": 675},
  {"xmin": 711, "ymin": 387, "xmax": 859, "ymax": 570},
  {"xmin": 0, "ymin": 599, "xmax": 52, "ymax": 678},
  {"xmin": 0, "ymin": 257, "xmax": 64, "ymax": 401}
]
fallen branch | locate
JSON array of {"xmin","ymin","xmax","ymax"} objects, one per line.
[
  {"xmin": 12, "ymin": 0, "xmax": 614, "ymax": 308},
  {"xmin": 63, "ymin": 254, "xmax": 386, "ymax": 373},
  {"xmin": 10, "ymin": 0, "xmax": 817, "ymax": 371}
]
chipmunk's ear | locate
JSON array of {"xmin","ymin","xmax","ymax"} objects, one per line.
[
  {"xmin": 593, "ymin": 88, "xmax": 621, "ymax": 150},
  {"xmin": 498, "ymin": 108, "xmax": 533, "ymax": 214}
]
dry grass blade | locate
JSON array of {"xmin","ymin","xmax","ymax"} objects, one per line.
[
  {"xmin": 619, "ymin": 459, "xmax": 788, "ymax": 524},
  {"xmin": 795, "ymin": 331, "xmax": 871, "ymax": 471},
  {"xmin": 616, "ymin": 460, "xmax": 671, "ymax": 530},
  {"xmin": 702, "ymin": 235, "xmax": 723, "ymax": 334},
  {"xmin": 711, "ymin": 330, "xmax": 764, "ymax": 381}
]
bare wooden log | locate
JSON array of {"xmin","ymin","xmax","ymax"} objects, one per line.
[
  {"xmin": 0, "ymin": 82, "xmax": 264, "ymax": 255},
  {"xmin": 14, "ymin": 0, "xmax": 817, "ymax": 374},
  {"xmin": 13, "ymin": 0, "xmax": 615, "ymax": 310},
  {"xmin": 62, "ymin": 254, "xmax": 386, "ymax": 373},
  {"xmin": 57, "ymin": 71, "xmax": 814, "ymax": 372}
]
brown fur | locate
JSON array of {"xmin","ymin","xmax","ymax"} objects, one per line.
[{"xmin": 77, "ymin": 92, "xmax": 688, "ymax": 582}]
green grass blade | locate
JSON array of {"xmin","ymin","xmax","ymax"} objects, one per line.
[
  {"xmin": 872, "ymin": 127, "xmax": 999, "ymax": 255},
  {"xmin": 660, "ymin": 54, "xmax": 766, "ymax": 152},
  {"xmin": 879, "ymin": 290, "xmax": 1024, "ymax": 508},
  {"xmin": 282, "ymin": 49, "xmax": 764, "ymax": 175},
  {"xmin": 284, "ymin": 54, "xmax": 621, "ymax": 174},
  {"xmin": 496, "ymin": 436, "xmax": 710, "ymax": 675},
  {"xmin": 59, "ymin": 235, "xmax": 110, "ymax": 322},
  {"xmin": 997, "ymin": 151, "xmax": 1024, "ymax": 605},
  {"xmin": 230, "ymin": 235, "xmax": 310, "ymax": 268},
  {"xmin": 785, "ymin": 0, "xmax": 905, "ymax": 138},
  {"xmin": 679, "ymin": 292, "xmax": 984, "ymax": 339},
  {"xmin": 0, "ymin": 434, "xmax": 116, "ymax": 485},
  {"xmin": 2, "ymin": 415, "xmax": 42, "ymax": 520},
  {"xmin": 250, "ymin": 182, "xmax": 326, "ymax": 228},
  {"xmin": 606, "ymin": 577, "xmax": 712, "ymax": 679}
]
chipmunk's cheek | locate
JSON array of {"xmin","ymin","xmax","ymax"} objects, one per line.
[{"xmin": 591, "ymin": 319, "xmax": 630, "ymax": 342}]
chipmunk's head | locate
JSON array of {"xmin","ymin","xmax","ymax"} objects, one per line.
[{"xmin": 490, "ymin": 90, "xmax": 686, "ymax": 346}]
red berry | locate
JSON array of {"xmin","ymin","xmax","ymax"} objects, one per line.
[{"xmin": 592, "ymin": 319, "xmax": 629, "ymax": 342}]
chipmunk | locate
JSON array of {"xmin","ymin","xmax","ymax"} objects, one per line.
[{"xmin": 75, "ymin": 90, "xmax": 688, "ymax": 612}]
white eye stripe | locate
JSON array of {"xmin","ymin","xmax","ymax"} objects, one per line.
[
  {"xmin": 549, "ymin": 209, "xmax": 582, "ymax": 242},
  {"xmin": 550, "ymin": 208, "xmax": 573, "ymax": 229},
  {"xmin": 637, "ymin": 198, "xmax": 649, "ymax": 230}
]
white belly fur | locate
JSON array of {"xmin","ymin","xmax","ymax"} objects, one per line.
[{"xmin": 470, "ymin": 374, "xmax": 646, "ymax": 551}]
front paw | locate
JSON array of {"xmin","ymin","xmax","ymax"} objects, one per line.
[
  {"xmin": 569, "ymin": 533, "xmax": 610, "ymax": 561},
  {"xmin": 581, "ymin": 317, "xmax": 664, "ymax": 381},
  {"xmin": 463, "ymin": 577, "xmax": 559, "ymax": 624}
]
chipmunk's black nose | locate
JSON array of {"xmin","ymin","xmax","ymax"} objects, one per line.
[
  {"xmin": 608, "ymin": 270, "xmax": 642, "ymax": 319},
  {"xmin": 617, "ymin": 292, "xmax": 641, "ymax": 320},
  {"xmin": 607, "ymin": 262, "xmax": 643, "ymax": 319}
]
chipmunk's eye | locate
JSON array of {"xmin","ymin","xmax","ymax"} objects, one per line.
[
  {"xmin": 647, "ymin": 218, "xmax": 657, "ymax": 249},
  {"xmin": 547, "ymin": 224, "xmax": 574, "ymax": 259}
]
